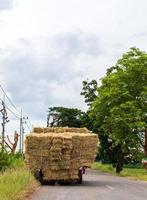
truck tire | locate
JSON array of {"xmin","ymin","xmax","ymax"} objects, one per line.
[
  {"xmin": 77, "ymin": 176, "xmax": 82, "ymax": 184},
  {"xmin": 34, "ymin": 169, "xmax": 44, "ymax": 183},
  {"xmin": 78, "ymin": 168, "xmax": 83, "ymax": 184}
]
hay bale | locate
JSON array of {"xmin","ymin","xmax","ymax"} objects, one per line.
[
  {"xmin": 33, "ymin": 127, "xmax": 44, "ymax": 133},
  {"xmin": 25, "ymin": 127, "xmax": 98, "ymax": 181}
]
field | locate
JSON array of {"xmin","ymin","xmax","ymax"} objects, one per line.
[{"xmin": 92, "ymin": 162, "xmax": 147, "ymax": 181}]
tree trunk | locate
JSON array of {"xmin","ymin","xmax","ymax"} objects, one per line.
[
  {"xmin": 144, "ymin": 130, "xmax": 147, "ymax": 157},
  {"xmin": 116, "ymin": 159, "xmax": 123, "ymax": 173},
  {"xmin": 115, "ymin": 145, "xmax": 124, "ymax": 173},
  {"xmin": 11, "ymin": 131, "xmax": 19, "ymax": 153},
  {"xmin": 5, "ymin": 131, "xmax": 19, "ymax": 153}
]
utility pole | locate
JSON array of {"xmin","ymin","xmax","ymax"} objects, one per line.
[
  {"xmin": 21, "ymin": 116, "xmax": 27, "ymax": 157},
  {"xmin": 0, "ymin": 100, "xmax": 9, "ymax": 148},
  {"xmin": 22, "ymin": 122, "xmax": 25, "ymax": 156},
  {"xmin": 19, "ymin": 108, "xmax": 22, "ymax": 153}
]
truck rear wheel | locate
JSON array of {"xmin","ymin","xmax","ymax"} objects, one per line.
[
  {"xmin": 34, "ymin": 169, "xmax": 43, "ymax": 182},
  {"xmin": 77, "ymin": 176, "xmax": 82, "ymax": 184},
  {"xmin": 78, "ymin": 168, "xmax": 83, "ymax": 184}
]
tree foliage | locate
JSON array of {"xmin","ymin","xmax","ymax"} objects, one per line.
[
  {"xmin": 0, "ymin": 147, "xmax": 13, "ymax": 171},
  {"xmin": 47, "ymin": 107, "xmax": 85, "ymax": 128},
  {"xmin": 91, "ymin": 47, "xmax": 147, "ymax": 172},
  {"xmin": 81, "ymin": 80, "xmax": 114, "ymax": 163},
  {"xmin": 80, "ymin": 80, "xmax": 98, "ymax": 106}
]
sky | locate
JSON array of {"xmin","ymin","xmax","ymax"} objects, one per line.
[{"xmin": 0, "ymin": 0, "xmax": 147, "ymax": 135}]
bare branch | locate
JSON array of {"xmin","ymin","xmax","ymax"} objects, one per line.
[
  {"xmin": 7, "ymin": 135, "xmax": 13, "ymax": 145},
  {"xmin": 4, "ymin": 140, "xmax": 13, "ymax": 151}
]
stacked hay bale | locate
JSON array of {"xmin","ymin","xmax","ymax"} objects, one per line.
[{"xmin": 25, "ymin": 127, "xmax": 98, "ymax": 181}]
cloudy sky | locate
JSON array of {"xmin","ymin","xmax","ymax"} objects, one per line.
[{"xmin": 0, "ymin": 0, "xmax": 147, "ymax": 133}]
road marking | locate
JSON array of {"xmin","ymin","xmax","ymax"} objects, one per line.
[{"xmin": 106, "ymin": 185, "xmax": 114, "ymax": 190}]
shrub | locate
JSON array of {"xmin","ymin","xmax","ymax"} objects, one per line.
[
  {"xmin": 0, "ymin": 148, "xmax": 12, "ymax": 171},
  {"xmin": 0, "ymin": 147, "xmax": 23, "ymax": 171}
]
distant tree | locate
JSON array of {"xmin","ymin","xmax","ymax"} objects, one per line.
[{"xmin": 47, "ymin": 107, "xmax": 85, "ymax": 128}]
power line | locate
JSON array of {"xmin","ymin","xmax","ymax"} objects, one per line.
[
  {"xmin": 0, "ymin": 86, "xmax": 33, "ymax": 124},
  {"xmin": 0, "ymin": 85, "xmax": 21, "ymax": 115},
  {"xmin": 27, "ymin": 117, "xmax": 33, "ymax": 128},
  {"xmin": 5, "ymin": 105, "xmax": 20, "ymax": 120},
  {"xmin": 22, "ymin": 116, "xmax": 32, "ymax": 132},
  {"xmin": 24, "ymin": 116, "xmax": 33, "ymax": 129},
  {"xmin": 0, "ymin": 84, "xmax": 33, "ymax": 124},
  {"xmin": 25, "ymin": 121, "xmax": 32, "ymax": 132},
  {"xmin": 0, "ymin": 84, "xmax": 33, "ymax": 156},
  {"xmin": 0, "ymin": 84, "xmax": 33, "ymax": 119},
  {"xmin": 0, "ymin": 98, "xmax": 33, "ymax": 130},
  {"xmin": 0, "ymin": 98, "xmax": 20, "ymax": 120},
  {"xmin": 0, "ymin": 95, "xmax": 32, "ymax": 126}
]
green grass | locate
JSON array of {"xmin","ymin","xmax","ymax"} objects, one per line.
[
  {"xmin": 92, "ymin": 162, "xmax": 115, "ymax": 173},
  {"xmin": 0, "ymin": 164, "xmax": 38, "ymax": 200},
  {"xmin": 121, "ymin": 168, "xmax": 147, "ymax": 181},
  {"xmin": 10, "ymin": 158, "xmax": 25, "ymax": 169},
  {"xmin": 92, "ymin": 162, "xmax": 147, "ymax": 181}
]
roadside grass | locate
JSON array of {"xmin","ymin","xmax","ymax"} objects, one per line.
[
  {"xmin": 0, "ymin": 161, "xmax": 39, "ymax": 200},
  {"xmin": 92, "ymin": 162, "xmax": 115, "ymax": 173},
  {"xmin": 11, "ymin": 157, "xmax": 25, "ymax": 168},
  {"xmin": 92, "ymin": 162, "xmax": 147, "ymax": 181}
]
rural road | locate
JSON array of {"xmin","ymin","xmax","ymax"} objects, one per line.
[{"xmin": 29, "ymin": 169, "xmax": 147, "ymax": 200}]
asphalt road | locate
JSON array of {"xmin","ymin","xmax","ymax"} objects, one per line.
[{"xmin": 29, "ymin": 169, "xmax": 147, "ymax": 200}]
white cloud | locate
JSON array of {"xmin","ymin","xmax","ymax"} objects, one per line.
[
  {"xmin": 0, "ymin": 0, "xmax": 147, "ymax": 133},
  {"xmin": 1, "ymin": 0, "xmax": 147, "ymax": 46},
  {"xmin": 0, "ymin": 33, "xmax": 102, "ymax": 122},
  {"xmin": 0, "ymin": 0, "xmax": 13, "ymax": 10}
]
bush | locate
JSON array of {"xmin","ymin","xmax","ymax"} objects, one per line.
[
  {"xmin": 0, "ymin": 148, "xmax": 12, "ymax": 171},
  {"xmin": 0, "ymin": 148, "xmax": 23, "ymax": 171}
]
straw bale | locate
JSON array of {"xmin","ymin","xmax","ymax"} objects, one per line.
[
  {"xmin": 25, "ymin": 134, "xmax": 53, "ymax": 149},
  {"xmin": 49, "ymin": 170, "xmax": 70, "ymax": 180},
  {"xmin": 25, "ymin": 127, "xmax": 98, "ymax": 181},
  {"xmin": 71, "ymin": 159, "xmax": 80, "ymax": 169},
  {"xmin": 69, "ymin": 170, "xmax": 79, "ymax": 179},
  {"xmin": 35, "ymin": 127, "xmax": 89, "ymax": 134},
  {"xmin": 33, "ymin": 127, "xmax": 44, "ymax": 133},
  {"xmin": 43, "ymin": 128, "xmax": 54, "ymax": 133}
]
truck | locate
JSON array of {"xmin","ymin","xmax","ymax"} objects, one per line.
[{"xmin": 25, "ymin": 127, "xmax": 98, "ymax": 184}]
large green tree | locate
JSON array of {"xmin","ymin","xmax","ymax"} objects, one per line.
[{"xmin": 91, "ymin": 47, "xmax": 147, "ymax": 172}]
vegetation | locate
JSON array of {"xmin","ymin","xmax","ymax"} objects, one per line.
[
  {"xmin": 92, "ymin": 162, "xmax": 147, "ymax": 181},
  {"xmin": 47, "ymin": 106, "xmax": 86, "ymax": 127},
  {"xmin": 0, "ymin": 46, "xmax": 146, "ymax": 200},
  {"xmin": 81, "ymin": 80, "xmax": 116, "ymax": 163},
  {"xmin": 0, "ymin": 167, "xmax": 37, "ymax": 200},
  {"xmin": 81, "ymin": 47, "xmax": 147, "ymax": 173},
  {"xmin": 0, "ymin": 148, "xmax": 13, "ymax": 171},
  {"xmin": 0, "ymin": 148, "xmax": 38, "ymax": 200},
  {"xmin": 0, "ymin": 147, "xmax": 23, "ymax": 171},
  {"xmin": 80, "ymin": 80, "xmax": 98, "ymax": 106}
]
